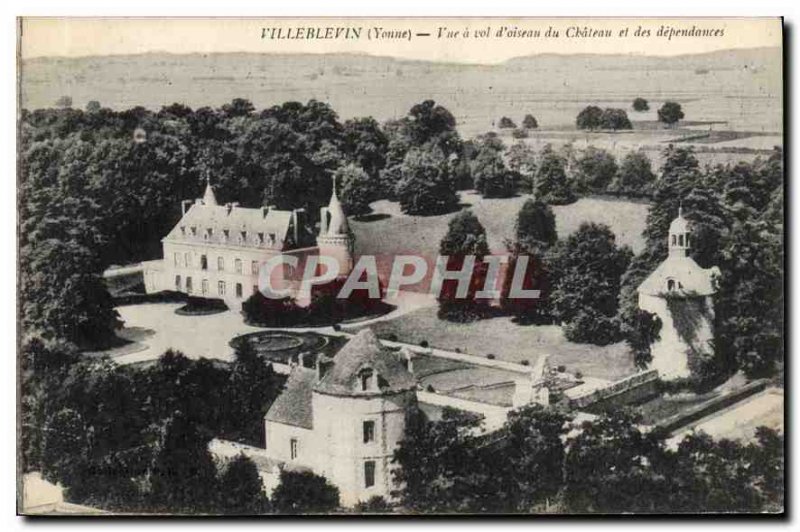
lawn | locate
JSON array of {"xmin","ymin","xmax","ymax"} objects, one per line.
[
  {"xmin": 351, "ymin": 192, "xmax": 650, "ymax": 272},
  {"xmin": 348, "ymin": 306, "xmax": 636, "ymax": 382}
]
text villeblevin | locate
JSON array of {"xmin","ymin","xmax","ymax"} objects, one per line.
[{"xmin": 261, "ymin": 26, "xmax": 363, "ymax": 40}]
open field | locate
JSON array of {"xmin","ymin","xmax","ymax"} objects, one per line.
[
  {"xmin": 346, "ymin": 306, "xmax": 636, "ymax": 382},
  {"xmin": 22, "ymin": 48, "xmax": 781, "ymax": 139},
  {"xmin": 352, "ymin": 192, "xmax": 650, "ymax": 271}
]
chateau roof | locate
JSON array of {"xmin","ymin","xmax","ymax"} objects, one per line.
[
  {"xmin": 314, "ymin": 329, "xmax": 417, "ymax": 396},
  {"xmin": 669, "ymin": 211, "xmax": 690, "ymax": 234},
  {"xmin": 638, "ymin": 255, "xmax": 720, "ymax": 297},
  {"xmin": 164, "ymin": 201, "xmax": 294, "ymax": 250},
  {"xmin": 264, "ymin": 367, "xmax": 316, "ymax": 430}
]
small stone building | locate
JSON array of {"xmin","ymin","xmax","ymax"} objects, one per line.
[
  {"xmin": 263, "ymin": 329, "xmax": 418, "ymax": 506},
  {"xmin": 638, "ymin": 208, "xmax": 720, "ymax": 379}
]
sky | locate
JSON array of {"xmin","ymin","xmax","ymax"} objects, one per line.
[{"xmin": 20, "ymin": 17, "xmax": 782, "ymax": 65}]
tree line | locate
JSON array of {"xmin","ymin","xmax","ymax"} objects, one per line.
[{"xmin": 391, "ymin": 405, "xmax": 783, "ymax": 514}]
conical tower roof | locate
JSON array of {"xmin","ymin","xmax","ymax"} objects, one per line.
[
  {"xmin": 313, "ymin": 329, "xmax": 416, "ymax": 396},
  {"xmin": 325, "ymin": 174, "xmax": 349, "ymax": 235},
  {"xmin": 202, "ymin": 178, "xmax": 218, "ymax": 206}
]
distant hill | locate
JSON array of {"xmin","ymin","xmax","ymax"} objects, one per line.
[{"xmin": 20, "ymin": 47, "xmax": 782, "ymax": 134}]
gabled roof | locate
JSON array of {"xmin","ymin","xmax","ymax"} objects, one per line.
[
  {"xmin": 638, "ymin": 255, "xmax": 720, "ymax": 296},
  {"xmin": 264, "ymin": 367, "xmax": 316, "ymax": 430},
  {"xmin": 314, "ymin": 329, "xmax": 417, "ymax": 396},
  {"xmin": 163, "ymin": 202, "xmax": 294, "ymax": 250}
]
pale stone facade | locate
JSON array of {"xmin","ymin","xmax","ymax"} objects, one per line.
[
  {"xmin": 637, "ymin": 208, "xmax": 720, "ymax": 379},
  {"xmin": 143, "ymin": 179, "xmax": 353, "ymax": 310},
  {"xmin": 263, "ymin": 329, "xmax": 418, "ymax": 507}
]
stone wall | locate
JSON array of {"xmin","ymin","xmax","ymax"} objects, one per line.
[{"xmin": 569, "ymin": 369, "xmax": 660, "ymax": 412}]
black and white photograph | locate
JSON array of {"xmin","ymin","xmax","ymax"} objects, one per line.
[{"xmin": 15, "ymin": 16, "xmax": 785, "ymax": 516}]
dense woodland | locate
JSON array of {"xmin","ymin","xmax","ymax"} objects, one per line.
[{"xmin": 19, "ymin": 97, "xmax": 784, "ymax": 513}]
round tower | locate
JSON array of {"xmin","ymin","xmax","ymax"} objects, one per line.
[
  {"xmin": 317, "ymin": 175, "xmax": 355, "ymax": 277},
  {"xmin": 637, "ymin": 207, "xmax": 720, "ymax": 379},
  {"xmin": 310, "ymin": 329, "xmax": 417, "ymax": 506}
]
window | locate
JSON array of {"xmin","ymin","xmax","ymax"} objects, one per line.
[
  {"xmin": 252, "ymin": 261, "xmax": 259, "ymax": 275},
  {"xmin": 236, "ymin": 283, "xmax": 243, "ymax": 298},
  {"xmin": 202, "ymin": 279, "xmax": 209, "ymax": 295},
  {"xmin": 175, "ymin": 275, "xmax": 181, "ymax": 290},
  {"xmin": 678, "ymin": 234, "xmax": 684, "ymax": 247},
  {"xmin": 290, "ymin": 438, "xmax": 298, "ymax": 460},
  {"xmin": 235, "ymin": 258, "xmax": 242, "ymax": 274},
  {"xmin": 364, "ymin": 461, "xmax": 376, "ymax": 488},
  {"xmin": 218, "ymin": 281, "xmax": 226, "ymax": 296},
  {"xmin": 671, "ymin": 234, "xmax": 677, "ymax": 246},
  {"xmin": 184, "ymin": 252, "xmax": 191, "ymax": 268},
  {"xmin": 180, "ymin": 226, "xmax": 186, "ymax": 237},
  {"xmin": 186, "ymin": 277, "xmax": 193, "ymax": 294},
  {"xmin": 685, "ymin": 234, "xmax": 691, "ymax": 248},
  {"xmin": 257, "ymin": 232, "xmax": 265, "ymax": 245},
  {"xmin": 363, "ymin": 421, "xmax": 375, "ymax": 443},
  {"xmin": 174, "ymin": 252, "xmax": 180, "ymax": 266},
  {"xmin": 190, "ymin": 226, "xmax": 197, "ymax": 237},
  {"xmin": 223, "ymin": 229, "xmax": 230, "ymax": 242},
  {"xmin": 200, "ymin": 255, "xmax": 208, "ymax": 270},
  {"xmin": 667, "ymin": 279, "xmax": 676, "ymax": 291},
  {"xmin": 241, "ymin": 231, "xmax": 248, "ymax": 243},
  {"xmin": 359, "ymin": 369, "xmax": 374, "ymax": 391},
  {"xmin": 217, "ymin": 257, "xmax": 224, "ymax": 271}
]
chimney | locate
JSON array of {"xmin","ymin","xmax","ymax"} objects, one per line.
[
  {"xmin": 316, "ymin": 354, "xmax": 333, "ymax": 381},
  {"xmin": 181, "ymin": 199, "xmax": 193, "ymax": 216}
]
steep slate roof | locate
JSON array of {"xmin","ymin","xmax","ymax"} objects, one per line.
[
  {"xmin": 314, "ymin": 329, "xmax": 417, "ymax": 396},
  {"xmin": 264, "ymin": 367, "xmax": 316, "ymax": 430},
  {"xmin": 638, "ymin": 256, "xmax": 720, "ymax": 297},
  {"xmin": 163, "ymin": 201, "xmax": 294, "ymax": 250}
]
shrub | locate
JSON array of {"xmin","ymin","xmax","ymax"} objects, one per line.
[
  {"xmin": 511, "ymin": 128, "xmax": 529, "ymax": 139},
  {"xmin": 498, "ymin": 116, "xmax": 516, "ymax": 129},
  {"xmin": 420, "ymin": 340, "xmax": 429, "ymax": 348},
  {"xmin": 487, "ymin": 354, "xmax": 496, "ymax": 360},
  {"xmin": 574, "ymin": 371, "xmax": 583, "ymax": 379},
  {"xmin": 557, "ymin": 365, "xmax": 566, "ymax": 373},
  {"xmin": 426, "ymin": 384, "xmax": 436, "ymax": 393},
  {"xmin": 332, "ymin": 324, "xmax": 342, "ymax": 332},
  {"xmin": 388, "ymin": 334, "xmax": 398, "ymax": 342},
  {"xmin": 521, "ymin": 359, "xmax": 530, "ymax": 366}
]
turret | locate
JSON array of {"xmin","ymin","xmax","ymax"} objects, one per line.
[
  {"xmin": 202, "ymin": 178, "xmax": 218, "ymax": 206},
  {"xmin": 668, "ymin": 204, "xmax": 690, "ymax": 257},
  {"xmin": 317, "ymin": 174, "xmax": 355, "ymax": 276}
]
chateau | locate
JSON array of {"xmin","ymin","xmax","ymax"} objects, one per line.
[
  {"xmin": 263, "ymin": 329, "xmax": 418, "ymax": 506},
  {"xmin": 637, "ymin": 208, "xmax": 720, "ymax": 379},
  {"xmin": 142, "ymin": 179, "xmax": 354, "ymax": 309}
]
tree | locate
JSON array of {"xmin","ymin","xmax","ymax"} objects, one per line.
[
  {"xmin": 148, "ymin": 413, "xmax": 220, "ymax": 512},
  {"xmin": 271, "ymin": 470, "xmax": 340, "ymax": 514},
  {"xmin": 218, "ymin": 454, "xmax": 270, "ymax": 514},
  {"xmin": 226, "ymin": 340, "xmax": 282, "ymax": 445},
  {"xmin": 522, "ymin": 114, "xmax": 539, "ymax": 129},
  {"xmin": 498, "ymin": 116, "xmax": 516, "ymax": 129},
  {"xmin": 55, "ymin": 95, "xmax": 73, "ymax": 108},
  {"xmin": 572, "ymin": 147, "xmax": 618, "ymax": 194},
  {"xmin": 501, "ymin": 201, "xmax": 557, "ymax": 322},
  {"xmin": 501, "ymin": 406, "xmax": 570, "ymax": 511},
  {"xmin": 600, "ymin": 108, "xmax": 633, "ymax": 131},
  {"xmin": 506, "ymin": 142, "xmax": 537, "ymax": 194},
  {"xmin": 337, "ymin": 163, "xmax": 374, "ymax": 216},
  {"xmin": 549, "ymin": 223, "xmax": 632, "ymax": 344},
  {"xmin": 514, "ymin": 199, "xmax": 557, "ymax": 247},
  {"xmin": 576, "ymin": 105, "xmax": 603, "ymax": 130},
  {"xmin": 632, "ymin": 98, "xmax": 649, "ymax": 112},
  {"xmin": 658, "ymin": 101, "xmax": 685, "ymax": 127},
  {"xmin": 86, "ymin": 100, "xmax": 102, "ymax": 113},
  {"xmin": 610, "ymin": 150, "xmax": 656, "ymax": 197},
  {"xmin": 472, "ymin": 146, "xmax": 516, "ymax": 198},
  {"xmin": 395, "ymin": 147, "xmax": 459, "ymax": 215},
  {"xmin": 41, "ymin": 408, "xmax": 90, "ymax": 490},
  {"xmin": 391, "ymin": 408, "xmax": 494, "ymax": 512},
  {"xmin": 406, "ymin": 99, "xmax": 458, "ymax": 147},
  {"xmin": 343, "ymin": 116, "xmax": 388, "ymax": 186},
  {"xmin": 564, "ymin": 411, "xmax": 667, "ymax": 513},
  {"xmin": 437, "ymin": 210, "xmax": 491, "ymax": 322},
  {"xmin": 534, "ymin": 145, "xmax": 575, "ymax": 205},
  {"xmin": 221, "ymin": 97, "xmax": 255, "ymax": 118}
]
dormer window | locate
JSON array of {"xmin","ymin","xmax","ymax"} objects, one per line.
[
  {"xmin": 190, "ymin": 226, "xmax": 197, "ymax": 237},
  {"xmin": 359, "ymin": 368, "xmax": 375, "ymax": 391},
  {"xmin": 204, "ymin": 228, "xmax": 213, "ymax": 241},
  {"xmin": 258, "ymin": 232, "xmax": 265, "ymax": 245},
  {"xmin": 180, "ymin": 226, "xmax": 186, "ymax": 237},
  {"xmin": 240, "ymin": 231, "xmax": 248, "ymax": 244},
  {"xmin": 223, "ymin": 229, "xmax": 230, "ymax": 242}
]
